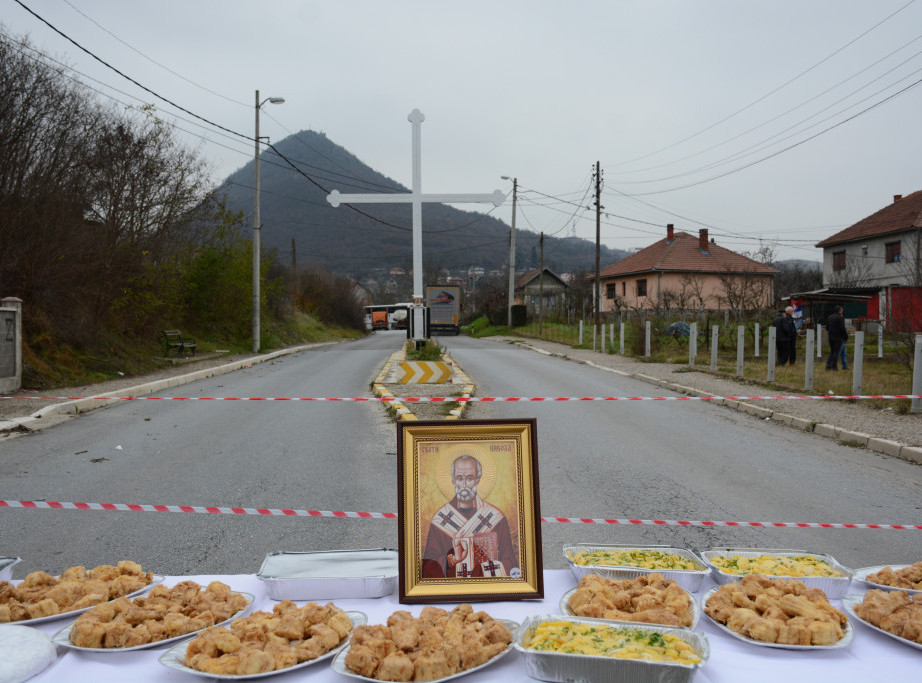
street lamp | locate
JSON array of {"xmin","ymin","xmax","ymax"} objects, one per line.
[
  {"xmin": 501, "ymin": 176, "xmax": 517, "ymax": 327},
  {"xmin": 253, "ymin": 90, "xmax": 285, "ymax": 353}
]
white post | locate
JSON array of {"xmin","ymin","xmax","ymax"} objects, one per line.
[
  {"xmin": 645, "ymin": 320, "xmax": 651, "ymax": 358},
  {"xmin": 852, "ymin": 331, "xmax": 865, "ymax": 396},
  {"xmin": 710, "ymin": 325, "xmax": 719, "ymax": 371},
  {"xmin": 878, "ymin": 325, "xmax": 883, "ymax": 359},
  {"xmin": 736, "ymin": 325, "xmax": 745, "ymax": 378},
  {"xmin": 767, "ymin": 326, "xmax": 776, "ymax": 382},
  {"xmin": 805, "ymin": 329, "xmax": 814, "ymax": 392},
  {"xmin": 689, "ymin": 322, "xmax": 697, "ymax": 365},
  {"xmin": 619, "ymin": 322, "xmax": 625, "ymax": 355},
  {"xmin": 816, "ymin": 324, "xmax": 823, "ymax": 358},
  {"xmin": 578, "ymin": 319, "xmax": 583, "ymax": 346},
  {"xmin": 253, "ymin": 90, "xmax": 262, "ymax": 353},
  {"xmin": 754, "ymin": 322, "xmax": 760, "ymax": 357},
  {"xmin": 593, "ymin": 324, "xmax": 597, "ymax": 351},
  {"xmin": 600, "ymin": 323, "xmax": 606, "ymax": 354},
  {"xmin": 609, "ymin": 323, "xmax": 614, "ymax": 352},
  {"xmin": 912, "ymin": 334, "xmax": 922, "ymax": 414}
]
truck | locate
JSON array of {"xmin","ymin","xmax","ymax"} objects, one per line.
[
  {"xmin": 426, "ymin": 285, "xmax": 461, "ymax": 336},
  {"xmin": 371, "ymin": 309, "xmax": 389, "ymax": 330}
]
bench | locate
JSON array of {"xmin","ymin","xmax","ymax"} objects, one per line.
[{"xmin": 161, "ymin": 330, "xmax": 197, "ymax": 358}]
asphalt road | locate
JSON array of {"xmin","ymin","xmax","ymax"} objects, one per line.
[{"xmin": 2, "ymin": 332, "xmax": 920, "ymax": 578}]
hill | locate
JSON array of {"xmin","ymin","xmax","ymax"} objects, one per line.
[{"xmin": 215, "ymin": 130, "xmax": 627, "ymax": 279}]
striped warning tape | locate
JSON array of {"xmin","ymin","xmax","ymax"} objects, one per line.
[
  {"xmin": 3, "ymin": 393, "xmax": 921, "ymax": 403},
  {"xmin": 1, "ymin": 500, "xmax": 918, "ymax": 530}
]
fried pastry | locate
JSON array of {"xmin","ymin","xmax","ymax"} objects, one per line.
[{"xmin": 567, "ymin": 573, "xmax": 695, "ymax": 627}]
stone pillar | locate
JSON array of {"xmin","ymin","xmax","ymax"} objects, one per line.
[{"xmin": 0, "ymin": 297, "xmax": 23, "ymax": 393}]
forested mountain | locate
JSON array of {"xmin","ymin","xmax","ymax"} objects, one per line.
[{"xmin": 215, "ymin": 130, "xmax": 627, "ymax": 279}]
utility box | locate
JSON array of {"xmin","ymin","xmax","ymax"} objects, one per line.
[{"xmin": 0, "ymin": 298, "xmax": 23, "ymax": 393}]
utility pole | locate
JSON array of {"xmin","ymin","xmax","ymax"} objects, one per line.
[
  {"xmin": 594, "ymin": 161, "xmax": 602, "ymax": 340},
  {"xmin": 506, "ymin": 177, "xmax": 518, "ymax": 327},
  {"xmin": 539, "ymin": 232, "xmax": 544, "ymax": 334}
]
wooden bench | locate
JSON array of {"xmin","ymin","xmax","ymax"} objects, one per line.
[{"xmin": 161, "ymin": 330, "xmax": 197, "ymax": 358}]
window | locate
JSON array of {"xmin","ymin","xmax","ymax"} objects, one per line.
[
  {"xmin": 886, "ymin": 241, "xmax": 901, "ymax": 263},
  {"xmin": 622, "ymin": 282, "xmax": 626, "ymax": 297},
  {"xmin": 636, "ymin": 278, "xmax": 647, "ymax": 297},
  {"xmin": 861, "ymin": 245, "xmax": 868, "ymax": 257},
  {"xmin": 833, "ymin": 251, "xmax": 846, "ymax": 271},
  {"xmin": 606, "ymin": 283, "xmax": 617, "ymax": 300}
]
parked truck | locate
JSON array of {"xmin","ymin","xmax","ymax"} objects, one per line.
[{"xmin": 426, "ymin": 285, "xmax": 461, "ymax": 335}]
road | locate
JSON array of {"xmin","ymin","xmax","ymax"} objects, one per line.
[{"xmin": 1, "ymin": 332, "xmax": 920, "ymax": 577}]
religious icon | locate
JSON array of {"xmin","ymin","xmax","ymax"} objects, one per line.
[{"xmin": 397, "ymin": 419, "xmax": 543, "ymax": 603}]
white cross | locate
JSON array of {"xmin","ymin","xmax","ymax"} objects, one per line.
[{"xmin": 327, "ymin": 109, "xmax": 504, "ymax": 338}]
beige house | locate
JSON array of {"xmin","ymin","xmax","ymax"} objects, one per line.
[
  {"xmin": 593, "ymin": 226, "xmax": 778, "ymax": 313},
  {"xmin": 515, "ymin": 268, "xmax": 568, "ymax": 317}
]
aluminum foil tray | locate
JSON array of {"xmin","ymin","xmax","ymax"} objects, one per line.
[
  {"xmin": 514, "ymin": 614, "xmax": 709, "ymax": 683},
  {"xmin": 560, "ymin": 586, "xmax": 701, "ymax": 630},
  {"xmin": 700, "ymin": 547, "xmax": 853, "ymax": 599},
  {"xmin": 0, "ymin": 557, "xmax": 21, "ymax": 581},
  {"xmin": 853, "ymin": 565, "xmax": 922, "ymax": 595},
  {"xmin": 564, "ymin": 545, "xmax": 709, "ymax": 593},
  {"xmin": 257, "ymin": 549, "xmax": 398, "ymax": 600}
]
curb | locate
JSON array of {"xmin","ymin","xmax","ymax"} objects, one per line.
[
  {"xmin": 372, "ymin": 349, "xmax": 475, "ymax": 421},
  {"xmin": 510, "ymin": 340, "xmax": 921, "ymax": 465},
  {"xmin": 1, "ymin": 343, "xmax": 332, "ymax": 434}
]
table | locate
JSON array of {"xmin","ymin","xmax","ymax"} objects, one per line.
[{"xmin": 22, "ymin": 570, "xmax": 919, "ymax": 682}]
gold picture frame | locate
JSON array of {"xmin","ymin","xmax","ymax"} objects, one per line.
[{"xmin": 397, "ymin": 418, "xmax": 543, "ymax": 603}]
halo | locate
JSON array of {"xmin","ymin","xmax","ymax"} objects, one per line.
[{"xmin": 436, "ymin": 443, "xmax": 496, "ymax": 500}]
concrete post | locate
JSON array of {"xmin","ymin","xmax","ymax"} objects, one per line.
[
  {"xmin": 852, "ymin": 331, "xmax": 864, "ymax": 396},
  {"xmin": 0, "ymin": 297, "xmax": 23, "ymax": 393},
  {"xmin": 609, "ymin": 323, "xmax": 614, "ymax": 352},
  {"xmin": 644, "ymin": 320, "xmax": 651, "ymax": 358},
  {"xmin": 878, "ymin": 325, "xmax": 883, "ymax": 359},
  {"xmin": 767, "ymin": 326, "xmax": 776, "ymax": 382},
  {"xmin": 689, "ymin": 322, "xmax": 697, "ymax": 365},
  {"xmin": 754, "ymin": 322, "xmax": 760, "ymax": 357},
  {"xmin": 737, "ymin": 325, "xmax": 745, "ymax": 378},
  {"xmin": 805, "ymin": 329, "xmax": 814, "ymax": 392},
  {"xmin": 578, "ymin": 319, "xmax": 583, "ymax": 347},
  {"xmin": 592, "ymin": 324, "xmax": 597, "ymax": 352},
  {"xmin": 710, "ymin": 325, "xmax": 719, "ymax": 371},
  {"xmin": 600, "ymin": 323, "xmax": 606, "ymax": 354},
  {"xmin": 619, "ymin": 322, "xmax": 625, "ymax": 355},
  {"xmin": 912, "ymin": 334, "xmax": 922, "ymax": 414},
  {"xmin": 817, "ymin": 324, "xmax": 823, "ymax": 358}
]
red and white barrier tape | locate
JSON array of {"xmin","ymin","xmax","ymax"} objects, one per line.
[
  {"xmin": 3, "ymin": 393, "xmax": 921, "ymax": 403},
  {"xmin": 1, "ymin": 500, "xmax": 919, "ymax": 530}
]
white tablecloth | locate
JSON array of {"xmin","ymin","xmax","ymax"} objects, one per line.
[{"xmin": 22, "ymin": 570, "xmax": 919, "ymax": 682}]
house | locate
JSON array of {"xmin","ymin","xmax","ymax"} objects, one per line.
[
  {"xmin": 593, "ymin": 225, "xmax": 778, "ymax": 313},
  {"xmin": 515, "ymin": 268, "xmax": 568, "ymax": 318},
  {"xmin": 814, "ymin": 191, "xmax": 922, "ymax": 331}
]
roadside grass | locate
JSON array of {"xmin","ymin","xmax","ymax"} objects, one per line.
[{"xmin": 481, "ymin": 319, "xmax": 914, "ymax": 407}]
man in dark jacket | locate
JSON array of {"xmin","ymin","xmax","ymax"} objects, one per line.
[
  {"xmin": 825, "ymin": 305, "xmax": 848, "ymax": 370},
  {"xmin": 782, "ymin": 306, "xmax": 797, "ymax": 365},
  {"xmin": 772, "ymin": 309, "xmax": 793, "ymax": 365}
]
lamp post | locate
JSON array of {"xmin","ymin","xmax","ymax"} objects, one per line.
[
  {"xmin": 253, "ymin": 90, "xmax": 285, "ymax": 353},
  {"xmin": 502, "ymin": 176, "xmax": 517, "ymax": 327}
]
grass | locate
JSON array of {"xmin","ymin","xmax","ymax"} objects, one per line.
[
  {"xmin": 470, "ymin": 318, "xmax": 916, "ymax": 401},
  {"xmin": 405, "ymin": 340, "xmax": 444, "ymax": 361}
]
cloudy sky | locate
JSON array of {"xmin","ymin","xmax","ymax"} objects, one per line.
[{"xmin": 4, "ymin": 0, "xmax": 922, "ymax": 262}]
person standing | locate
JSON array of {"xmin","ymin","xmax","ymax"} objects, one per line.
[
  {"xmin": 772, "ymin": 310, "xmax": 790, "ymax": 365},
  {"xmin": 783, "ymin": 306, "xmax": 797, "ymax": 365},
  {"xmin": 825, "ymin": 305, "xmax": 848, "ymax": 370}
]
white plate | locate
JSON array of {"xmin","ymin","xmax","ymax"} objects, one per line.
[
  {"xmin": 853, "ymin": 565, "xmax": 922, "ymax": 595},
  {"xmin": 8, "ymin": 574, "xmax": 165, "ymax": 626},
  {"xmin": 701, "ymin": 586, "xmax": 854, "ymax": 650},
  {"xmin": 559, "ymin": 586, "xmax": 700, "ymax": 630},
  {"xmin": 331, "ymin": 619, "xmax": 518, "ymax": 683},
  {"xmin": 53, "ymin": 592, "xmax": 254, "ymax": 652},
  {"xmin": 842, "ymin": 593, "xmax": 922, "ymax": 652},
  {"xmin": 159, "ymin": 611, "xmax": 366, "ymax": 679}
]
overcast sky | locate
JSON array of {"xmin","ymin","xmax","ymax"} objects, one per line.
[{"xmin": 4, "ymin": 0, "xmax": 922, "ymax": 263}]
